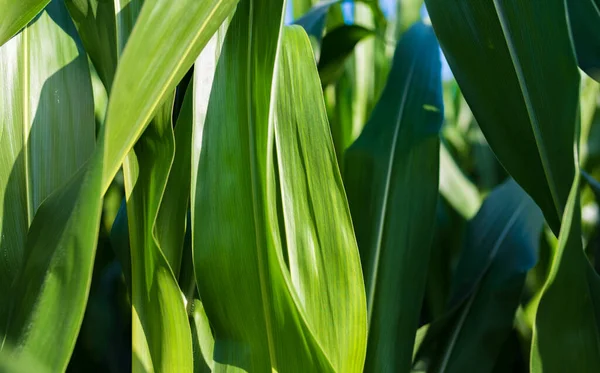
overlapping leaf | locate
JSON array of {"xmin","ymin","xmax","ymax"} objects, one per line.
[
  {"xmin": 415, "ymin": 180, "xmax": 543, "ymax": 373},
  {"xmin": 192, "ymin": 1, "xmax": 367, "ymax": 369},
  {"xmin": 123, "ymin": 95, "xmax": 192, "ymax": 372},
  {"xmin": 343, "ymin": 21, "xmax": 443, "ymax": 373},
  {"xmin": 0, "ymin": 0, "xmax": 50, "ymax": 47},
  {"xmin": 1, "ymin": 0, "xmax": 237, "ymax": 370},
  {"xmin": 532, "ymin": 170, "xmax": 600, "ymax": 372},
  {"xmin": 425, "ymin": 0, "xmax": 580, "ymax": 234},
  {"xmin": 0, "ymin": 0, "xmax": 95, "ymax": 355},
  {"xmin": 65, "ymin": 0, "xmax": 118, "ymax": 89}
]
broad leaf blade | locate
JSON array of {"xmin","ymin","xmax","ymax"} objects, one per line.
[
  {"xmin": 2, "ymin": 0, "xmax": 236, "ymax": 369},
  {"xmin": 532, "ymin": 170, "xmax": 600, "ymax": 372},
  {"xmin": 343, "ymin": 22, "xmax": 443, "ymax": 373},
  {"xmin": 415, "ymin": 180, "xmax": 543, "ymax": 373},
  {"xmin": 425, "ymin": 0, "xmax": 580, "ymax": 234},
  {"xmin": 0, "ymin": 0, "xmax": 95, "ymax": 337},
  {"xmin": 192, "ymin": 1, "xmax": 365, "ymax": 369},
  {"xmin": 0, "ymin": 0, "xmax": 50, "ymax": 47},
  {"xmin": 274, "ymin": 25, "xmax": 367, "ymax": 372}
]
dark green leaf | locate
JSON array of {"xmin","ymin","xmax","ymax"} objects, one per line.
[
  {"xmin": 425, "ymin": 0, "xmax": 580, "ymax": 234},
  {"xmin": 415, "ymin": 180, "xmax": 543, "ymax": 373},
  {"xmin": 567, "ymin": 0, "xmax": 600, "ymax": 81},
  {"xmin": 532, "ymin": 170, "xmax": 600, "ymax": 372},
  {"xmin": 343, "ymin": 22, "xmax": 443, "ymax": 373},
  {"xmin": 318, "ymin": 25, "xmax": 376, "ymax": 86}
]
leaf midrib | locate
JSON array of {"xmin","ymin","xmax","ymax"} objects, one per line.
[
  {"xmin": 437, "ymin": 200, "xmax": 527, "ymax": 373},
  {"xmin": 492, "ymin": 0, "xmax": 563, "ymax": 220},
  {"xmin": 23, "ymin": 25, "xmax": 33, "ymax": 225},
  {"xmin": 245, "ymin": 0, "xmax": 278, "ymax": 368},
  {"xmin": 366, "ymin": 52, "xmax": 419, "ymax": 329}
]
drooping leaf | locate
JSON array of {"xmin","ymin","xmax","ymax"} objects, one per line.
[
  {"xmin": 318, "ymin": 25, "xmax": 375, "ymax": 86},
  {"xmin": 123, "ymin": 94, "xmax": 192, "ymax": 372},
  {"xmin": 0, "ymin": 0, "xmax": 95, "ymax": 332},
  {"xmin": 415, "ymin": 180, "xmax": 543, "ymax": 373},
  {"xmin": 343, "ymin": 22, "xmax": 443, "ymax": 373},
  {"xmin": 192, "ymin": 1, "xmax": 366, "ymax": 368},
  {"xmin": 567, "ymin": 0, "xmax": 600, "ymax": 82},
  {"xmin": 532, "ymin": 169, "xmax": 600, "ymax": 372},
  {"xmin": 2, "ymin": 0, "xmax": 237, "ymax": 369},
  {"xmin": 0, "ymin": 0, "xmax": 50, "ymax": 47},
  {"xmin": 425, "ymin": 0, "xmax": 580, "ymax": 234},
  {"xmin": 100, "ymin": 0, "xmax": 238, "ymax": 192}
]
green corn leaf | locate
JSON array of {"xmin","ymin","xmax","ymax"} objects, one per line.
[
  {"xmin": 0, "ymin": 0, "xmax": 95, "ymax": 336},
  {"xmin": 343, "ymin": 22, "xmax": 443, "ymax": 373},
  {"xmin": 192, "ymin": 0, "xmax": 367, "ymax": 368},
  {"xmin": 532, "ymin": 169, "xmax": 600, "ymax": 372},
  {"xmin": 154, "ymin": 84, "xmax": 194, "ymax": 278},
  {"xmin": 415, "ymin": 180, "xmax": 543, "ymax": 373},
  {"xmin": 274, "ymin": 25, "xmax": 367, "ymax": 372},
  {"xmin": 425, "ymin": 0, "xmax": 580, "ymax": 234},
  {"xmin": 0, "ymin": 0, "xmax": 51, "ymax": 47},
  {"xmin": 100, "ymin": 0, "xmax": 238, "ymax": 192},
  {"xmin": 567, "ymin": 0, "xmax": 600, "ymax": 82},
  {"xmin": 318, "ymin": 25, "xmax": 375, "ymax": 86},
  {"xmin": 189, "ymin": 299, "xmax": 215, "ymax": 373},
  {"xmin": 65, "ymin": 0, "xmax": 118, "ymax": 90},
  {"xmin": 2, "ymin": 0, "xmax": 237, "ymax": 369},
  {"xmin": 123, "ymin": 94, "xmax": 192, "ymax": 372}
]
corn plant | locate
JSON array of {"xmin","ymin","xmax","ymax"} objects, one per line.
[{"xmin": 2, "ymin": 0, "xmax": 600, "ymax": 372}]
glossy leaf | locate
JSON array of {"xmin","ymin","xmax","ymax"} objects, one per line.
[
  {"xmin": 425, "ymin": 0, "xmax": 580, "ymax": 234},
  {"xmin": 192, "ymin": 0, "xmax": 366, "ymax": 367},
  {"xmin": 0, "ymin": 0, "xmax": 95, "ymax": 334},
  {"xmin": 274, "ymin": 25, "xmax": 367, "ymax": 372},
  {"xmin": 568, "ymin": 0, "xmax": 600, "ymax": 81},
  {"xmin": 100, "ymin": 0, "xmax": 238, "ymax": 192},
  {"xmin": 343, "ymin": 22, "xmax": 443, "ymax": 373},
  {"xmin": 0, "ymin": 0, "xmax": 50, "ymax": 47},
  {"xmin": 123, "ymin": 95, "xmax": 192, "ymax": 372},
  {"xmin": 2, "ymin": 0, "xmax": 237, "ymax": 369},
  {"xmin": 415, "ymin": 180, "xmax": 543, "ymax": 373},
  {"xmin": 532, "ymin": 169, "xmax": 600, "ymax": 372}
]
